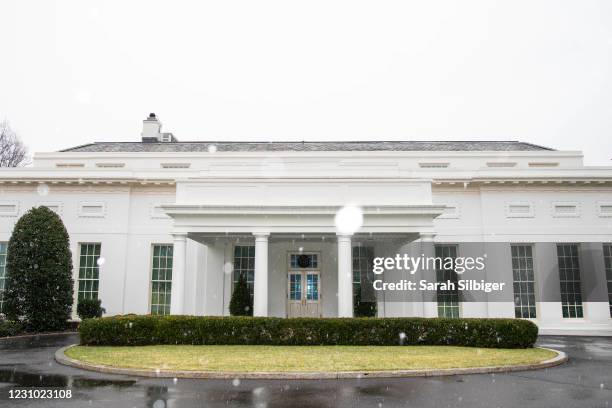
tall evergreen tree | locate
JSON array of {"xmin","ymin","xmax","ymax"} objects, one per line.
[
  {"xmin": 229, "ymin": 272, "xmax": 253, "ymax": 316},
  {"xmin": 4, "ymin": 207, "xmax": 73, "ymax": 331}
]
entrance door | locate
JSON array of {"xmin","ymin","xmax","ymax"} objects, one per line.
[
  {"xmin": 287, "ymin": 253, "xmax": 321, "ymax": 317},
  {"xmin": 287, "ymin": 271, "xmax": 321, "ymax": 317}
]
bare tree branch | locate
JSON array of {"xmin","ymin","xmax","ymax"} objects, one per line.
[{"xmin": 0, "ymin": 120, "xmax": 29, "ymax": 167}]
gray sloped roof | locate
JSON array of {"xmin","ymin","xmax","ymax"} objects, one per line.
[{"xmin": 60, "ymin": 140, "xmax": 553, "ymax": 153}]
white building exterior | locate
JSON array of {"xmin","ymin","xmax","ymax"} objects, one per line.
[{"xmin": 0, "ymin": 114, "xmax": 611, "ymax": 335}]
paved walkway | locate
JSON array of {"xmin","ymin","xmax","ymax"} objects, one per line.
[{"xmin": 0, "ymin": 334, "xmax": 610, "ymax": 407}]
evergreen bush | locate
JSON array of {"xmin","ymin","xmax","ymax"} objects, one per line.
[
  {"xmin": 229, "ymin": 272, "xmax": 253, "ymax": 316},
  {"xmin": 0, "ymin": 319, "xmax": 24, "ymax": 337},
  {"xmin": 77, "ymin": 298, "xmax": 106, "ymax": 319},
  {"xmin": 4, "ymin": 207, "xmax": 73, "ymax": 331},
  {"xmin": 354, "ymin": 280, "xmax": 377, "ymax": 317}
]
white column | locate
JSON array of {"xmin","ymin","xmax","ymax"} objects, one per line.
[
  {"xmin": 337, "ymin": 234, "xmax": 353, "ymax": 317},
  {"xmin": 253, "ymin": 232, "xmax": 270, "ymax": 317},
  {"xmin": 170, "ymin": 233, "xmax": 187, "ymax": 315}
]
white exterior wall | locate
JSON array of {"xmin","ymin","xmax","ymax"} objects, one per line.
[{"xmin": 0, "ymin": 146, "xmax": 610, "ymax": 335}]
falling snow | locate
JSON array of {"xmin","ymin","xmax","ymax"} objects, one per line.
[
  {"xmin": 334, "ymin": 205, "xmax": 363, "ymax": 235},
  {"xmin": 36, "ymin": 184, "xmax": 49, "ymax": 196}
]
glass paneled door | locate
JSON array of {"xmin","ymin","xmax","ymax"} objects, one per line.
[{"xmin": 287, "ymin": 253, "xmax": 321, "ymax": 317}]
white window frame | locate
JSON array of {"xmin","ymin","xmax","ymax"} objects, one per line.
[
  {"xmin": 510, "ymin": 244, "xmax": 537, "ymax": 319},
  {"xmin": 149, "ymin": 243, "xmax": 174, "ymax": 316},
  {"xmin": 77, "ymin": 242, "xmax": 102, "ymax": 301},
  {"xmin": 434, "ymin": 244, "xmax": 461, "ymax": 318}
]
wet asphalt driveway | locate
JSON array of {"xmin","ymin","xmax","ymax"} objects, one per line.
[{"xmin": 0, "ymin": 334, "xmax": 610, "ymax": 408}]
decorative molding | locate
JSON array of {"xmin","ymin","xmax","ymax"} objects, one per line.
[
  {"xmin": 150, "ymin": 204, "xmax": 172, "ymax": 219},
  {"xmin": 161, "ymin": 204, "xmax": 447, "ymax": 216},
  {"xmin": 529, "ymin": 162, "xmax": 559, "ymax": 167},
  {"xmin": 419, "ymin": 162, "xmax": 449, "ymax": 168},
  {"xmin": 551, "ymin": 201, "xmax": 580, "ymax": 218},
  {"xmin": 0, "ymin": 201, "xmax": 19, "ymax": 217},
  {"xmin": 596, "ymin": 202, "xmax": 612, "ymax": 218},
  {"xmin": 161, "ymin": 163, "xmax": 191, "ymax": 169},
  {"xmin": 436, "ymin": 203, "xmax": 460, "ymax": 219},
  {"xmin": 506, "ymin": 202, "xmax": 535, "ymax": 218},
  {"xmin": 486, "ymin": 162, "xmax": 517, "ymax": 168},
  {"xmin": 78, "ymin": 201, "xmax": 107, "ymax": 218},
  {"xmin": 37, "ymin": 201, "xmax": 64, "ymax": 215}
]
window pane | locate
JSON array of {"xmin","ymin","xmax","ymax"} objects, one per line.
[
  {"xmin": 352, "ymin": 246, "xmax": 375, "ymax": 309},
  {"xmin": 435, "ymin": 245, "xmax": 460, "ymax": 318},
  {"xmin": 150, "ymin": 244, "xmax": 173, "ymax": 315},
  {"xmin": 289, "ymin": 274, "xmax": 302, "ymax": 300},
  {"xmin": 511, "ymin": 245, "xmax": 537, "ymax": 318},
  {"xmin": 233, "ymin": 245, "xmax": 255, "ymax": 299},
  {"xmin": 557, "ymin": 244, "xmax": 583, "ymax": 319},
  {"xmin": 77, "ymin": 243, "xmax": 101, "ymax": 302},
  {"xmin": 307, "ymin": 274, "xmax": 319, "ymax": 301},
  {"xmin": 604, "ymin": 244, "xmax": 612, "ymax": 317}
]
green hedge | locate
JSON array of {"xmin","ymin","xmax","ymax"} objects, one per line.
[
  {"xmin": 79, "ymin": 316, "xmax": 538, "ymax": 348},
  {"xmin": 0, "ymin": 319, "xmax": 24, "ymax": 337}
]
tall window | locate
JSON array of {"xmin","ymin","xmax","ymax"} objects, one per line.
[
  {"xmin": 435, "ymin": 245, "xmax": 460, "ymax": 318},
  {"xmin": 603, "ymin": 244, "xmax": 612, "ymax": 317},
  {"xmin": 233, "ymin": 245, "xmax": 255, "ymax": 297},
  {"xmin": 77, "ymin": 243, "xmax": 101, "ymax": 301},
  {"xmin": 150, "ymin": 244, "xmax": 173, "ymax": 315},
  {"xmin": 557, "ymin": 244, "xmax": 583, "ymax": 318},
  {"xmin": 0, "ymin": 242, "xmax": 7, "ymax": 312},
  {"xmin": 352, "ymin": 246, "xmax": 374, "ymax": 296},
  {"xmin": 511, "ymin": 245, "xmax": 537, "ymax": 318}
]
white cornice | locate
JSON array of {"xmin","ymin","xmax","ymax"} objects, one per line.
[
  {"xmin": 161, "ymin": 204, "xmax": 447, "ymax": 216},
  {"xmin": 33, "ymin": 150, "xmax": 585, "ymax": 160},
  {"xmin": 1, "ymin": 166, "xmax": 611, "ymax": 184}
]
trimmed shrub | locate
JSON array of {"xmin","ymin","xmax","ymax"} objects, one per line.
[
  {"xmin": 77, "ymin": 298, "xmax": 106, "ymax": 319},
  {"xmin": 0, "ymin": 319, "xmax": 24, "ymax": 337},
  {"xmin": 229, "ymin": 273, "xmax": 253, "ymax": 316},
  {"xmin": 4, "ymin": 207, "xmax": 73, "ymax": 332},
  {"xmin": 79, "ymin": 316, "xmax": 538, "ymax": 349},
  {"xmin": 354, "ymin": 282, "xmax": 377, "ymax": 317}
]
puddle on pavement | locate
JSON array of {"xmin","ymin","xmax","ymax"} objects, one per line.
[{"xmin": 0, "ymin": 368, "xmax": 136, "ymax": 388}]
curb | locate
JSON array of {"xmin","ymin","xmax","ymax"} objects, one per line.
[
  {"xmin": 55, "ymin": 345, "xmax": 567, "ymax": 380},
  {"xmin": 1, "ymin": 331, "xmax": 77, "ymax": 341}
]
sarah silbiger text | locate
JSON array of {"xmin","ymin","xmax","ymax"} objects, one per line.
[{"xmin": 372, "ymin": 279, "xmax": 506, "ymax": 293}]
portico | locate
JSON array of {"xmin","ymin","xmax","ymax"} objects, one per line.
[{"xmin": 162, "ymin": 203, "xmax": 444, "ymax": 317}]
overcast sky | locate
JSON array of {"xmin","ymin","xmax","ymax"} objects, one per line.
[{"xmin": 1, "ymin": 1, "xmax": 611, "ymax": 164}]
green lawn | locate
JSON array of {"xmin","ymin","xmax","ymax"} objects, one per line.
[{"xmin": 65, "ymin": 345, "xmax": 556, "ymax": 372}]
